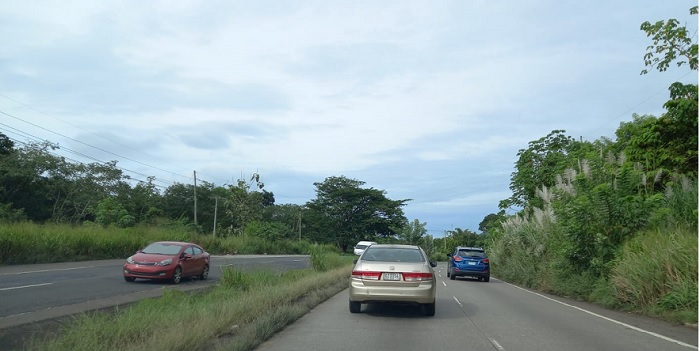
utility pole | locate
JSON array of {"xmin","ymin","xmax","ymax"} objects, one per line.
[
  {"xmin": 212, "ymin": 196, "xmax": 218, "ymax": 237},
  {"xmin": 444, "ymin": 231, "xmax": 447, "ymax": 251},
  {"xmin": 298, "ymin": 210, "xmax": 302, "ymax": 241},
  {"xmin": 193, "ymin": 170, "xmax": 198, "ymax": 226}
]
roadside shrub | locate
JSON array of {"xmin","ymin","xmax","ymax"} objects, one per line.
[
  {"xmin": 309, "ymin": 245, "xmax": 329, "ymax": 271},
  {"xmin": 219, "ymin": 268, "xmax": 282, "ymax": 291},
  {"xmin": 220, "ymin": 268, "xmax": 254, "ymax": 291},
  {"xmin": 610, "ymin": 227, "xmax": 697, "ymax": 313},
  {"xmin": 243, "ymin": 221, "xmax": 292, "ymax": 242},
  {"xmin": 308, "ymin": 245, "xmax": 350, "ymax": 271}
]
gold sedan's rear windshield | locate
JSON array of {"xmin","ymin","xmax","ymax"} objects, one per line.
[{"xmin": 362, "ymin": 248, "xmax": 425, "ymax": 262}]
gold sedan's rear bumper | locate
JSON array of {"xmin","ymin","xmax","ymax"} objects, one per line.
[{"xmin": 349, "ymin": 279, "xmax": 436, "ymax": 304}]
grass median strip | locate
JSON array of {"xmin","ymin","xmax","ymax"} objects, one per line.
[{"xmin": 26, "ymin": 261, "xmax": 353, "ymax": 351}]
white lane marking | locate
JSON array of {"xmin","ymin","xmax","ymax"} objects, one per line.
[
  {"xmin": 0, "ymin": 266, "xmax": 96, "ymax": 276},
  {"xmin": 442, "ymin": 281, "xmax": 447, "ymax": 288},
  {"xmin": 490, "ymin": 338, "xmax": 505, "ymax": 350},
  {"xmin": 502, "ymin": 281, "xmax": 698, "ymax": 350},
  {"xmin": 0, "ymin": 283, "xmax": 53, "ymax": 291},
  {"xmin": 452, "ymin": 296, "xmax": 463, "ymax": 308}
]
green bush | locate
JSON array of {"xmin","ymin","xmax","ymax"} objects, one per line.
[
  {"xmin": 0, "ymin": 222, "xmax": 193, "ymax": 264},
  {"xmin": 308, "ymin": 245, "xmax": 351, "ymax": 271},
  {"xmin": 610, "ymin": 228, "xmax": 697, "ymax": 315},
  {"xmin": 220, "ymin": 268, "xmax": 255, "ymax": 291}
]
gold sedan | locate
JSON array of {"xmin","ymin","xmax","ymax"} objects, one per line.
[{"xmin": 349, "ymin": 244, "xmax": 437, "ymax": 316}]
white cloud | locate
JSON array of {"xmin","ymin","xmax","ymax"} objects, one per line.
[{"xmin": 1, "ymin": 0, "xmax": 697, "ymax": 231}]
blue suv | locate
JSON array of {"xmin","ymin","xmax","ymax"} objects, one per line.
[{"xmin": 446, "ymin": 247, "xmax": 490, "ymax": 282}]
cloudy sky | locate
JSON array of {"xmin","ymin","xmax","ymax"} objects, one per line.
[{"xmin": 1, "ymin": 1, "xmax": 697, "ymax": 235}]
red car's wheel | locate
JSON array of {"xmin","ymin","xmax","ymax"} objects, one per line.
[
  {"xmin": 171, "ymin": 266, "xmax": 182, "ymax": 284},
  {"xmin": 200, "ymin": 264, "xmax": 209, "ymax": 280}
]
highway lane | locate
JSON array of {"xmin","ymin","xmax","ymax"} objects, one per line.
[
  {"xmin": 256, "ymin": 263, "xmax": 698, "ymax": 351},
  {"xmin": 0, "ymin": 255, "xmax": 309, "ymax": 328}
]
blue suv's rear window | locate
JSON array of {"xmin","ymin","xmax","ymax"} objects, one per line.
[{"xmin": 457, "ymin": 250, "xmax": 486, "ymax": 258}]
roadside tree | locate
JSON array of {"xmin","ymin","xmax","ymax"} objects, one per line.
[{"xmin": 305, "ymin": 176, "xmax": 408, "ymax": 252}]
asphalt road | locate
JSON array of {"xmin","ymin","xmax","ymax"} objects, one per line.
[
  {"xmin": 256, "ymin": 263, "xmax": 698, "ymax": 351},
  {"xmin": 0, "ymin": 255, "xmax": 309, "ymax": 329}
]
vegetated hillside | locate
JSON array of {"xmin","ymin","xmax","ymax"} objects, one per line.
[{"xmin": 482, "ymin": 6, "xmax": 698, "ymax": 325}]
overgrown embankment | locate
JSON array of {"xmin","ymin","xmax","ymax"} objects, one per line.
[{"xmin": 489, "ymin": 177, "xmax": 698, "ymax": 325}]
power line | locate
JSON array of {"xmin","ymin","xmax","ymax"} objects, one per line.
[
  {"xmin": 586, "ymin": 70, "xmax": 695, "ymax": 138},
  {"xmin": 0, "ymin": 109, "xmax": 198, "ymax": 182},
  {"xmin": 1, "ymin": 127, "xmax": 172, "ymax": 190},
  {"xmin": 1, "ymin": 93, "xmax": 235, "ymax": 186},
  {"xmin": 0, "ymin": 93, "xmax": 207, "ymax": 183}
]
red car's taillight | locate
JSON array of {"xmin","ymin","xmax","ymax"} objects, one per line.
[
  {"xmin": 351, "ymin": 271, "xmax": 381, "ymax": 280},
  {"xmin": 402, "ymin": 272, "xmax": 433, "ymax": 282}
]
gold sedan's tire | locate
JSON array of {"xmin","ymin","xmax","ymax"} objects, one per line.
[
  {"xmin": 349, "ymin": 300, "xmax": 361, "ymax": 313},
  {"xmin": 422, "ymin": 301, "xmax": 436, "ymax": 316}
]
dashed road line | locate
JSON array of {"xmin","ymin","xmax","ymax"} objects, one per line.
[{"xmin": 0, "ymin": 283, "xmax": 53, "ymax": 291}]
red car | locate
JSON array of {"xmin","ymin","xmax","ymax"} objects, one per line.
[{"xmin": 123, "ymin": 241, "xmax": 211, "ymax": 284}]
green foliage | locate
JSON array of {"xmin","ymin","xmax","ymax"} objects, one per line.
[
  {"xmin": 224, "ymin": 173, "xmax": 274, "ymax": 236},
  {"xmin": 243, "ymin": 220, "xmax": 294, "ymax": 242},
  {"xmin": 308, "ymin": 245, "xmax": 351, "ymax": 271},
  {"xmin": 95, "ymin": 197, "xmax": 134, "ymax": 228},
  {"xmin": 28, "ymin": 265, "xmax": 352, "ymax": 351},
  {"xmin": 649, "ymin": 176, "xmax": 698, "ymax": 229},
  {"xmin": 0, "ymin": 222, "xmax": 192, "ymax": 264},
  {"xmin": 220, "ymin": 268, "xmax": 255, "ymax": 291},
  {"xmin": 640, "ymin": 6, "xmax": 698, "ymax": 74},
  {"xmin": 0, "ymin": 202, "xmax": 26, "ymax": 222},
  {"xmin": 488, "ymin": 209, "xmax": 564, "ymax": 288},
  {"xmin": 501, "ymin": 130, "xmax": 579, "ymax": 210},
  {"xmin": 491, "ymin": 110, "xmax": 697, "ymax": 323},
  {"xmin": 552, "ymin": 168, "xmax": 664, "ymax": 276},
  {"xmin": 478, "ymin": 211, "xmax": 505, "ymax": 233},
  {"xmin": 658, "ymin": 83, "xmax": 698, "ymax": 175},
  {"xmin": 0, "ymin": 221, "xmax": 346, "ymax": 266},
  {"xmin": 610, "ymin": 228, "xmax": 697, "ymax": 315},
  {"xmin": 638, "ymin": 7, "xmax": 698, "ymax": 175},
  {"xmin": 447, "ymin": 227, "xmax": 483, "ymax": 248},
  {"xmin": 397, "ymin": 218, "xmax": 427, "ymax": 245},
  {"xmin": 126, "ymin": 178, "xmax": 163, "ymax": 224},
  {"xmin": 305, "ymin": 176, "xmax": 409, "ymax": 251}
]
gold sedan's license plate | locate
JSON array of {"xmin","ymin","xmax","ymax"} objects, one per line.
[{"xmin": 382, "ymin": 272, "xmax": 402, "ymax": 281}]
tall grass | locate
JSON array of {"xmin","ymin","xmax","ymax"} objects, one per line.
[
  {"xmin": 610, "ymin": 227, "xmax": 697, "ymax": 323},
  {"xmin": 27, "ymin": 262, "xmax": 353, "ymax": 351},
  {"xmin": 0, "ymin": 222, "xmax": 191, "ymax": 264},
  {"xmin": 488, "ymin": 208, "xmax": 565, "ymax": 289},
  {"xmin": 308, "ymin": 244, "xmax": 351, "ymax": 271},
  {"xmin": 0, "ymin": 222, "xmax": 339, "ymax": 265}
]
